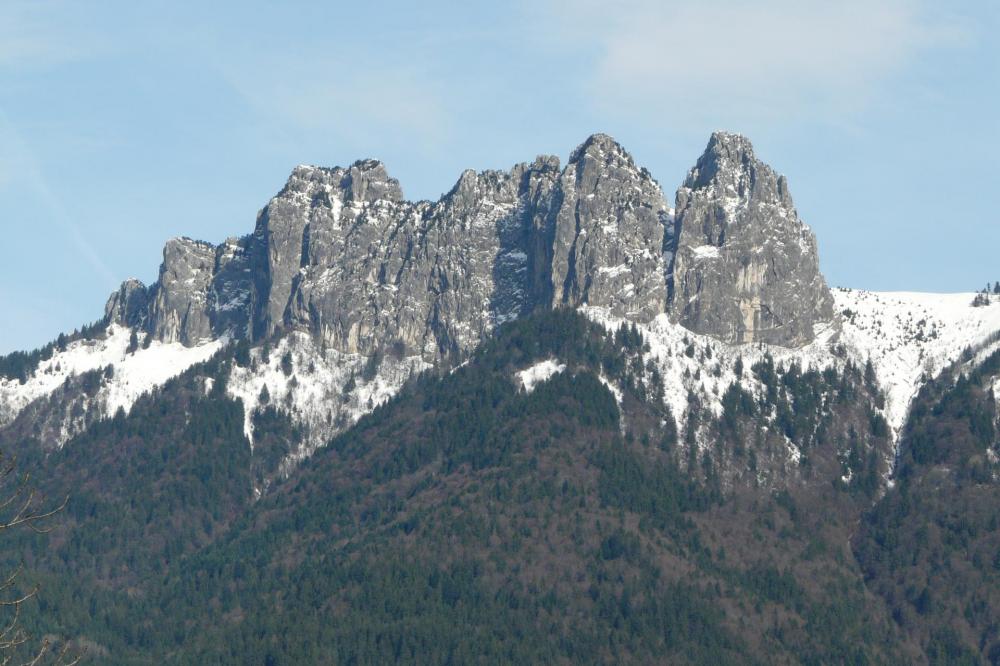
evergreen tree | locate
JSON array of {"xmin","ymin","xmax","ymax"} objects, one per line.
[
  {"xmin": 0, "ymin": 452, "xmax": 78, "ymax": 664},
  {"xmin": 864, "ymin": 359, "xmax": 877, "ymax": 388},
  {"xmin": 233, "ymin": 341, "xmax": 251, "ymax": 368}
]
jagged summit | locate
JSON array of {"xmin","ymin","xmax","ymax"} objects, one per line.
[
  {"xmin": 102, "ymin": 132, "xmax": 835, "ymax": 354},
  {"xmin": 683, "ymin": 131, "xmax": 793, "ymax": 210},
  {"xmin": 285, "ymin": 159, "xmax": 404, "ymax": 205},
  {"xmin": 9, "ymin": 131, "xmax": 1000, "ymax": 509},
  {"xmin": 553, "ymin": 133, "xmax": 669, "ymax": 321},
  {"xmin": 706, "ymin": 129, "xmax": 752, "ymax": 149},
  {"xmin": 670, "ymin": 132, "xmax": 835, "ymax": 346},
  {"xmin": 567, "ymin": 132, "xmax": 634, "ymax": 165},
  {"xmin": 104, "ymin": 277, "xmax": 148, "ymax": 329},
  {"xmin": 685, "ymin": 131, "xmax": 755, "ymax": 189}
]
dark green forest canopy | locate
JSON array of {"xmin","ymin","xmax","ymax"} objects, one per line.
[{"xmin": 0, "ymin": 310, "xmax": 998, "ymax": 664}]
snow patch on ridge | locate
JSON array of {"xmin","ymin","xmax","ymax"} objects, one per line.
[
  {"xmin": 518, "ymin": 359, "xmax": 566, "ymax": 393},
  {"xmin": 582, "ymin": 288, "xmax": 1000, "ymax": 458},
  {"xmin": 598, "ymin": 374, "xmax": 624, "ymax": 405},
  {"xmin": 5, "ymin": 287, "xmax": 998, "ymax": 477},
  {"xmin": 226, "ymin": 332, "xmax": 431, "ymax": 471},
  {"xmin": 833, "ymin": 289, "xmax": 1000, "ymax": 434},
  {"xmin": 0, "ymin": 324, "xmax": 225, "ymax": 445}
]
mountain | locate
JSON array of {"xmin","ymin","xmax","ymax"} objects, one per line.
[
  {"xmin": 0, "ymin": 133, "xmax": 999, "ymax": 663},
  {"xmin": 2, "ymin": 132, "xmax": 842, "ymax": 459},
  {"xmin": 106, "ymin": 132, "xmax": 829, "ymax": 356},
  {"xmin": 0, "ymin": 309, "xmax": 895, "ymax": 662},
  {"xmin": 670, "ymin": 132, "xmax": 835, "ymax": 346}
]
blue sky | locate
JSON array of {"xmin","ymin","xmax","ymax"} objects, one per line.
[{"xmin": 1, "ymin": 0, "xmax": 997, "ymax": 354}]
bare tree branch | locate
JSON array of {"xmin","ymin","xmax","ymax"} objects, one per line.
[{"xmin": 0, "ymin": 452, "xmax": 81, "ymax": 664}]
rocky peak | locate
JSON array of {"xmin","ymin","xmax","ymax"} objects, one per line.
[
  {"xmin": 564, "ymin": 133, "xmax": 651, "ymax": 193},
  {"xmin": 114, "ymin": 131, "xmax": 837, "ymax": 354},
  {"xmin": 530, "ymin": 154, "xmax": 561, "ymax": 172},
  {"xmin": 567, "ymin": 133, "xmax": 632, "ymax": 166},
  {"xmin": 443, "ymin": 168, "xmax": 494, "ymax": 208},
  {"xmin": 551, "ymin": 133, "xmax": 670, "ymax": 322},
  {"xmin": 669, "ymin": 132, "xmax": 836, "ymax": 347},
  {"xmin": 147, "ymin": 238, "xmax": 217, "ymax": 345},
  {"xmin": 283, "ymin": 160, "xmax": 402, "ymax": 207},
  {"xmin": 687, "ymin": 132, "xmax": 750, "ymax": 181},
  {"xmin": 104, "ymin": 278, "xmax": 149, "ymax": 328},
  {"xmin": 683, "ymin": 131, "xmax": 792, "ymax": 211},
  {"xmin": 5, "ymin": 131, "xmax": 854, "ymax": 466},
  {"xmin": 343, "ymin": 159, "xmax": 404, "ymax": 204}
]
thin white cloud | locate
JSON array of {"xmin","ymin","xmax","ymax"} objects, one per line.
[{"xmin": 541, "ymin": 0, "xmax": 967, "ymax": 125}]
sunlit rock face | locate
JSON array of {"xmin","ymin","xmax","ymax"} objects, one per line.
[
  {"xmin": 549, "ymin": 133, "xmax": 672, "ymax": 323},
  {"xmin": 104, "ymin": 278, "xmax": 149, "ymax": 329},
  {"xmin": 670, "ymin": 132, "xmax": 836, "ymax": 347},
  {"xmin": 7, "ymin": 131, "xmax": 858, "ymax": 462},
  {"xmin": 252, "ymin": 157, "xmax": 563, "ymax": 360},
  {"xmin": 147, "ymin": 237, "xmax": 217, "ymax": 345},
  {"xmin": 106, "ymin": 131, "xmax": 835, "ymax": 357}
]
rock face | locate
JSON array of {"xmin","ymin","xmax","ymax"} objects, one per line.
[
  {"xmin": 106, "ymin": 132, "xmax": 835, "ymax": 355},
  {"xmin": 249, "ymin": 160, "xmax": 406, "ymax": 341},
  {"xmin": 550, "ymin": 134, "xmax": 670, "ymax": 321},
  {"xmin": 252, "ymin": 158, "xmax": 563, "ymax": 358},
  {"xmin": 104, "ymin": 278, "xmax": 149, "ymax": 328},
  {"xmin": 669, "ymin": 132, "xmax": 836, "ymax": 347},
  {"xmin": 147, "ymin": 238, "xmax": 216, "ymax": 345},
  {"xmin": 209, "ymin": 236, "xmax": 254, "ymax": 340}
]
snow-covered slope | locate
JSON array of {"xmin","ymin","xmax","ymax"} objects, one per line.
[
  {"xmin": 832, "ymin": 289, "xmax": 1000, "ymax": 432},
  {"xmin": 582, "ymin": 288, "xmax": 1000, "ymax": 453},
  {"xmin": 226, "ymin": 331, "xmax": 431, "ymax": 472},
  {"xmin": 0, "ymin": 325, "xmax": 225, "ymax": 445},
  {"xmin": 0, "ymin": 323, "xmax": 429, "ymax": 468},
  {"xmin": 3, "ymin": 288, "xmax": 997, "ymax": 477},
  {"xmin": 518, "ymin": 360, "xmax": 566, "ymax": 393}
]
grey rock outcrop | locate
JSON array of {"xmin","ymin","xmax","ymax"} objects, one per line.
[
  {"xmin": 551, "ymin": 134, "xmax": 670, "ymax": 322},
  {"xmin": 104, "ymin": 278, "xmax": 149, "ymax": 328},
  {"xmin": 103, "ymin": 131, "xmax": 836, "ymax": 355},
  {"xmin": 669, "ymin": 132, "xmax": 836, "ymax": 346},
  {"xmin": 209, "ymin": 236, "xmax": 254, "ymax": 339},
  {"xmin": 250, "ymin": 160, "xmax": 407, "ymax": 341},
  {"xmin": 147, "ymin": 238, "xmax": 216, "ymax": 345},
  {"xmin": 276, "ymin": 157, "xmax": 562, "ymax": 358}
]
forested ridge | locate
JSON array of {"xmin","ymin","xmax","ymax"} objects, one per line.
[{"xmin": 1, "ymin": 310, "xmax": 998, "ymax": 663}]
